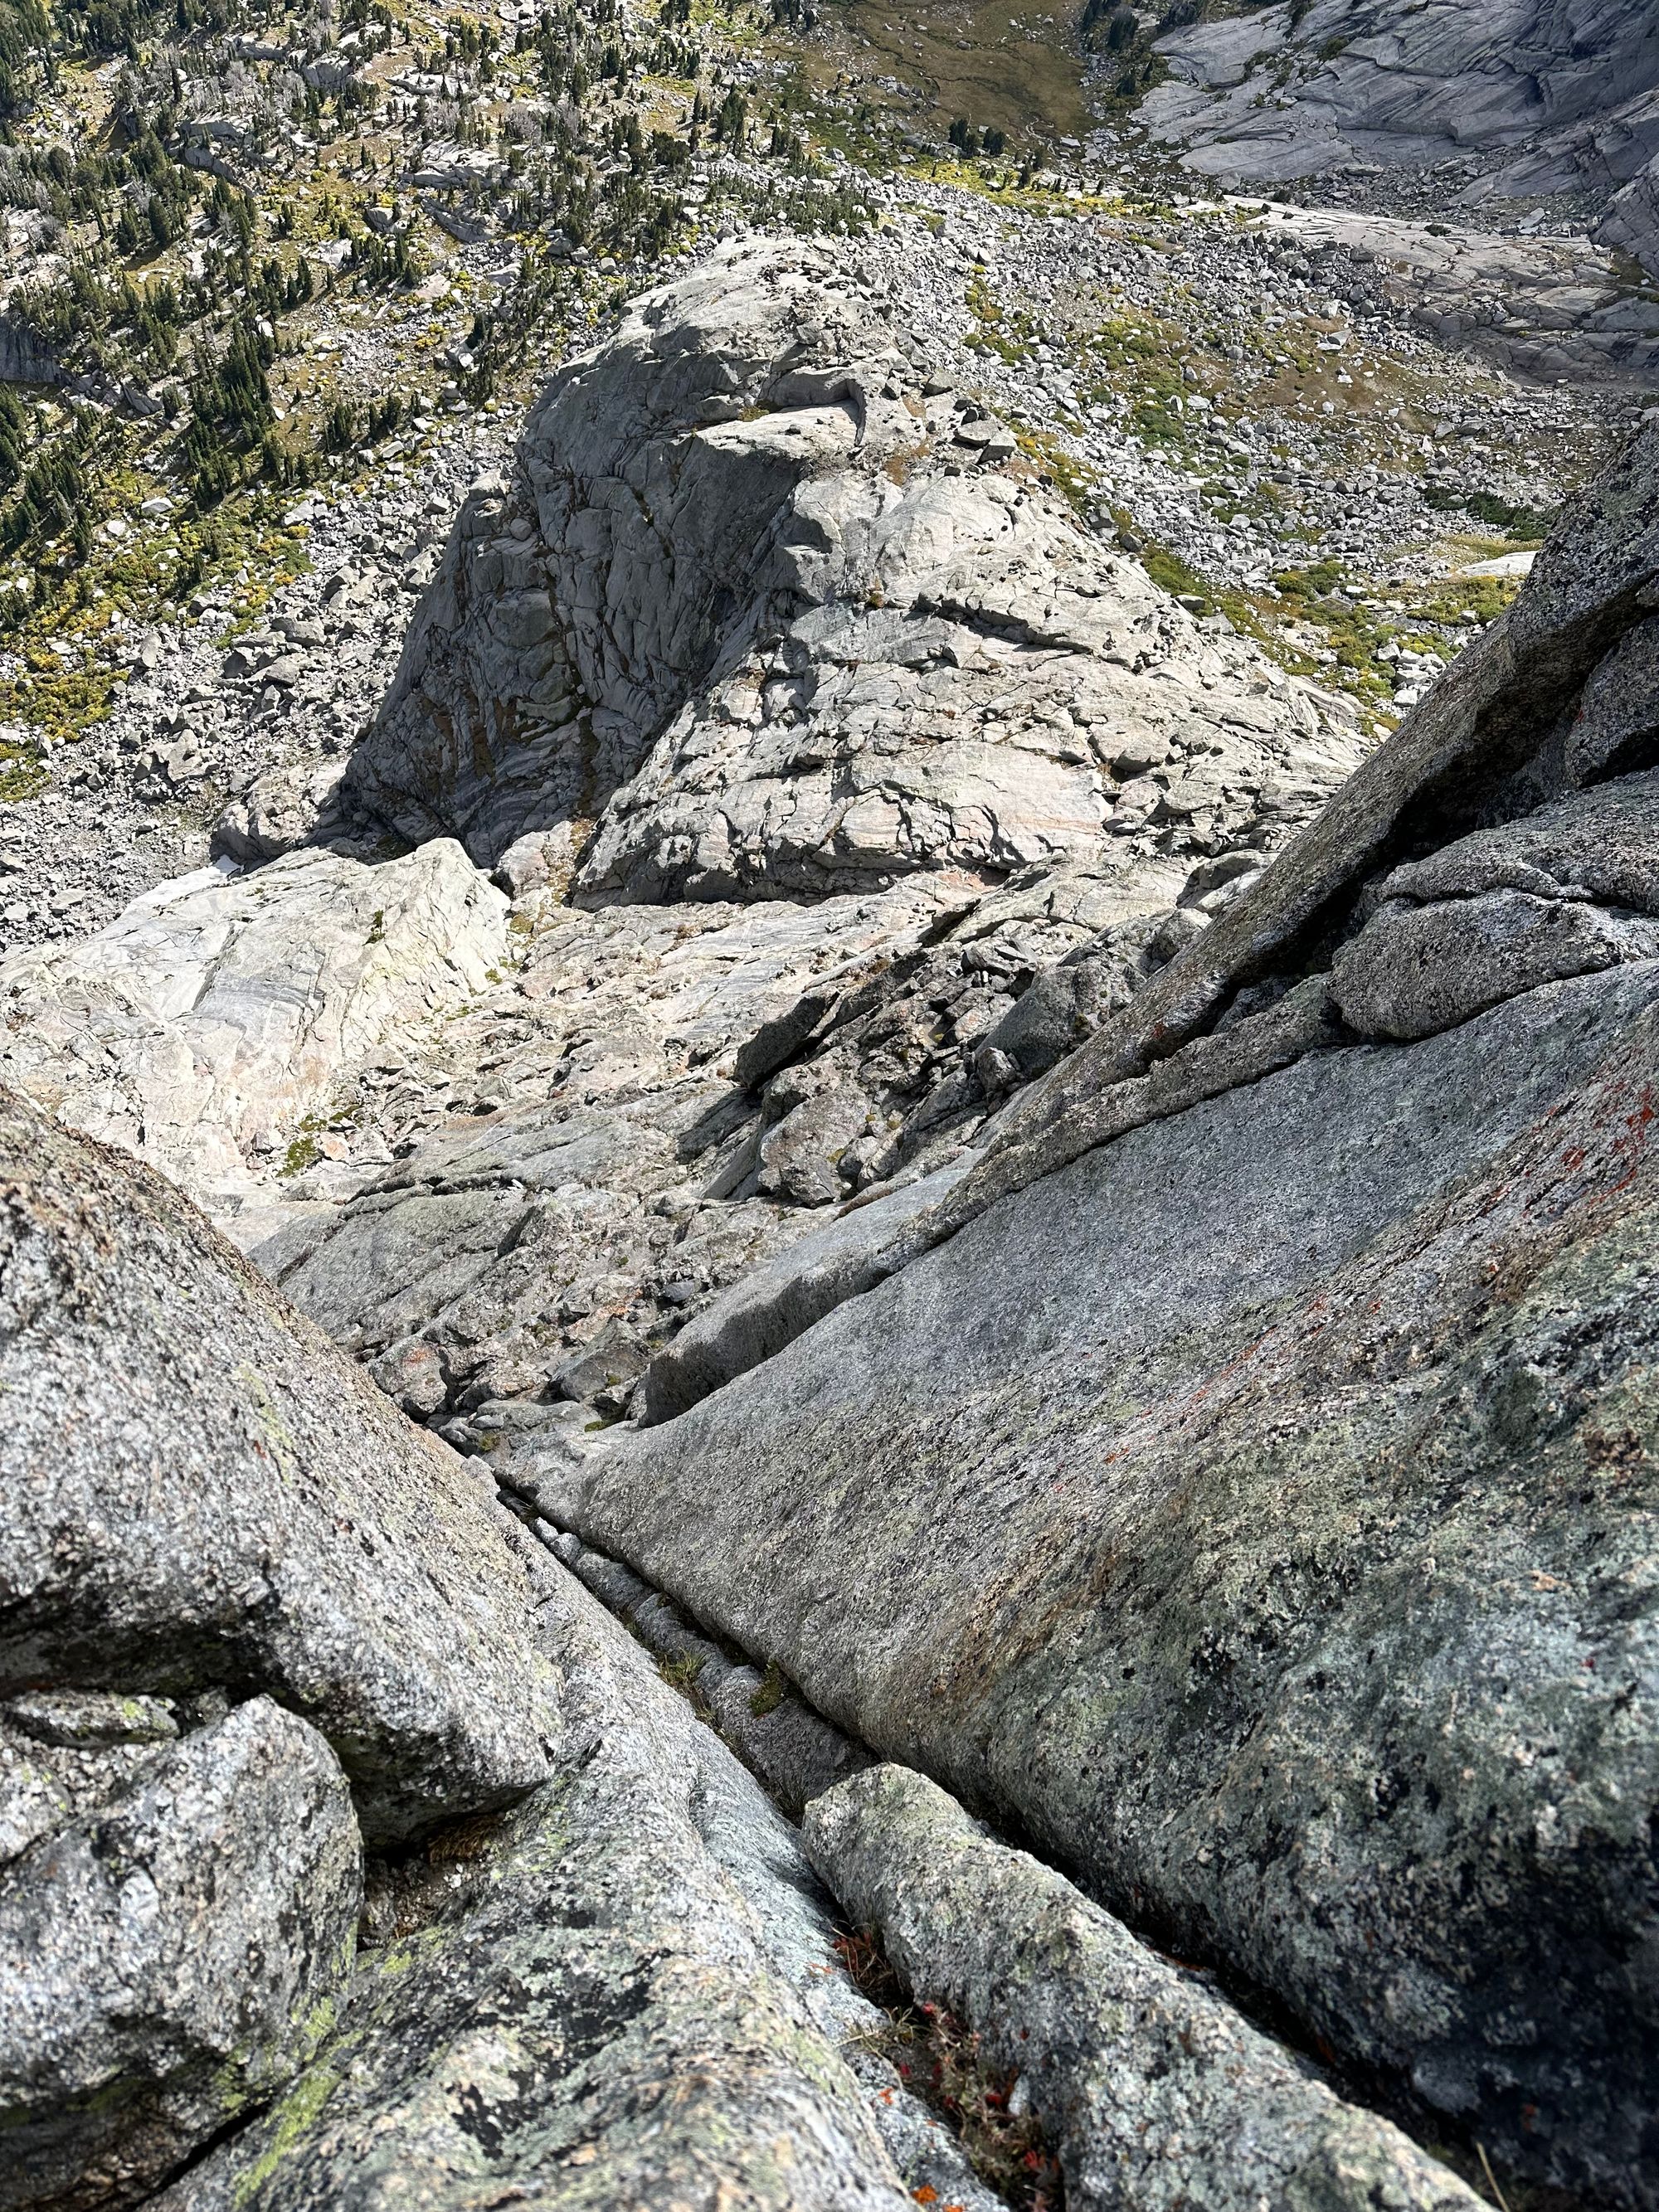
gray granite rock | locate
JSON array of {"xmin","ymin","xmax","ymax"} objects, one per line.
[
  {"xmin": 0, "ymin": 842, "xmax": 507, "ymax": 1215},
  {"xmin": 151, "ymin": 1531, "xmax": 927, "ymax": 2212},
  {"xmin": 935, "ymin": 422, "xmax": 1659, "ymax": 1228},
  {"xmin": 544, "ymin": 963, "xmax": 1659, "ymax": 2207},
  {"xmin": 0, "ymin": 1698, "xmax": 360, "ymax": 2211},
  {"xmin": 1331, "ymin": 887, "xmax": 1659, "ymax": 1040},
  {"xmin": 638, "ymin": 1156, "xmax": 975, "ymax": 1425},
  {"xmin": 346, "ymin": 239, "xmax": 1365, "ymax": 898},
  {"xmin": 1568, "ymin": 625, "xmax": 1659, "ymax": 785},
  {"xmin": 805, "ymin": 1764, "xmax": 1485, "ymax": 2212},
  {"xmin": 1142, "ymin": 0, "xmax": 1659, "ymax": 280},
  {"xmin": 0, "ymin": 1087, "xmax": 559, "ymax": 1843},
  {"xmin": 1379, "ymin": 768, "xmax": 1659, "ymax": 912}
]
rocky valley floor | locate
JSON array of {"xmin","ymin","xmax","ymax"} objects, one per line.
[{"xmin": 2, "ymin": 5, "xmax": 1659, "ymax": 2212}]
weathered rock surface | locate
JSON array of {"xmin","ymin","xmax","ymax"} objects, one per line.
[
  {"xmin": 521, "ymin": 959, "xmax": 1659, "ymax": 2208},
  {"xmin": 0, "ymin": 842, "xmax": 506, "ymax": 1214},
  {"xmin": 518, "ymin": 426, "xmax": 1659, "ymax": 2208},
  {"xmin": 0, "ymin": 1087, "xmax": 558, "ymax": 1843},
  {"xmin": 346, "ymin": 237, "xmax": 1365, "ymax": 897},
  {"xmin": 0, "ymin": 1100, "xmax": 995, "ymax": 2212},
  {"xmin": 1225, "ymin": 197, "xmax": 1659, "ymax": 388},
  {"xmin": 155, "ymin": 1529, "xmax": 964, "ymax": 2212},
  {"xmin": 0, "ymin": 249, "xmax": 1376, "ymax": 1447},
  {"xmin": 0, "ymin": 1697, "xmax": 360, "ymax": 2212},
  {"xmin": 806, "ymin": 1764, "xmax": 1484, "ymax": 2212},
  {"xmin": 1144, "ymin": 0, "xmax": 1659, "ymax": 273},
  {"xmin": 1331, "ymin": 878, "xmax": 1659, "ymax": 1041},
  {"xmin": 9, "ymin": 227, "xmax": 1659, "ymax": 2212},
  {"xmin": 951, "ymin": 421, "xmax": 1659, "ymax": 1215}
]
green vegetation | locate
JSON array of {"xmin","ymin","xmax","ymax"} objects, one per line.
[
  {"xmin": 748, "ymin": 1659, "xmax": 786, "ymax": 1717},
  {"xmin": 1423, "ymin": 483, "xmax": 1555, "ymax": 542},
  {"xmin": 183, "ymin": 317, "xmax": 275, "ymax": 506}
]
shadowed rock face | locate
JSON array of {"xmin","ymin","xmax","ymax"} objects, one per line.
[
  {"xmin": 0, "ymin": 1699, "xmax": 361, "ymax": 2212},
  {"xmin": 345, "ymin": 237, "xmax": 1362, "ymax": 897},
  {"xmin": 0, "ymin": 1087, "xmax": 560, "ymax": 1845},
  {"xmin": 1142, "ymin": 0, "xmax": 1659, "ymax": 270},
  {"xmin": 0, "ymin": 247, "xmax": 1374, "ymax": 1441},
  {"xmin": 514, "ymin": 422, "xmax": 1659, "ymax": 2210},
  {"xmin": 523, "ymin": 960, "xmax": 1659, "ymax": 2208}
]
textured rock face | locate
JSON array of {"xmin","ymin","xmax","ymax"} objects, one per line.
[
  {"xmin": 10, "ymin": 235, "xmax": 1659, "ymax": 2212},
  {"xmin": 1602, "ymin": 158, "xmax": 1659, "ymax": 275},
  {"xmin": 1144, "ymin": 0, "xmax": 1659, "ymax": 269},
  {"xmin": 154, "ymin": 1535, "xmax": 932, "ymax": 2212},
  {"xmin": 0, "ymin": 842, "xmax": 506, "ymax": 1213},
  {"xmin": 0, "ymin": 1097, "xmax": 985, "ymax": 2212},
  {"xmin": 519, "ymin": 428, "xmax": 1659, "ymax": 2209},
  {"xmin": 0, "ymin": 1699, "xmax": 360, "ymax": 2212},
  {"xmin": 0, "ymin": 247, "xmax": 1370, "ymax": 1446},
  {"xmin": 806, "ymin": 1766, "xmax": 1484, "ymax": 2212},
  {"xmin": 514, "ymin": 960, "xmax": 1659, "ymax": 2210},
  {"xmin": 0, "ymin": 1088, "xmax": 559, "ymax": 1843},
  {"xmin": 247, "ymin": 861, "xmax": 1204, "ymax": 1427},
  {"xmin": 346, "ymin": 237, "xmax": 1362, "ymax": 895},
  {"xmin": 950, "ymin": 421, "xmax": 1659, "ymax": 1213}
]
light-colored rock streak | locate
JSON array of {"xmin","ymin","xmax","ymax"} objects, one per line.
[{"xmin": 0, "ymin": 841, "xmax": 506, "ymax": 1212}]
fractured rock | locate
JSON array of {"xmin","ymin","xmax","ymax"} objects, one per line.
[
  {"xmin": 805, "ymin": 1764, "xmax": 1484, "ymax": 2212},
  {"xmin": 0, "ymin": 1087, "xmax": 559, "ymax": 1842},
  {"xmin": 0, "ymin": 842, "xmax": 507, "ymax": 1215},
  {"xmin": 346, "ymin": 238, "xmax": 1364, "ymax": 900},
  {"xmin": 547, "ymin": 960, "xmax": 1659, "ymax": 2207},
  {"xmin": 154, "ymin": 1533, "xmax": 922, "ymax": 2212},
  {"xmin": 1143, "ymin": 0, "xmax": 1659, "ymax": 281},
  {"xmin": 1331, "ymin": 886, "xmax": 1659, "ymax": 1040},
  {"xmin": 0, "ymin": 1698, "xmax": 360, "ymax": 2212},
  {"xmin": 518, "ymin": 423, "xmax": 1659, "ymax": 2210}
]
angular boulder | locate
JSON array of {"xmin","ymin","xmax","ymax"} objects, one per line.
[
  {"xmin": 0, "ymin": 1697, "xmax": 360, "ymax": 2211},
  {"xmin": 0, "ymin": 841, "xmax": 507, "ymax": 1216},
  {"xmin": 0, "ymin": 1087, "xmax": 559, "ymax": 1842},
  {"xmin": 153, "ymin": 1536, "xmax": 922, "ymax": 2212}
]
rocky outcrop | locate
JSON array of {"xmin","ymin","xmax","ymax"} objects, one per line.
[
  {"xmin": 806, "ymin": 1765, "xmax": 1484, "ymax": 2212},
  {"xmin": 9, "ymin": 236, "xmax": 1659, "ymax": 2212},
  {"xmin": 1234, "ymin": 198, "xmax": 1659, "ymax": 388},
  {"xmin": 0, "ymin": 1699, "xmax": 360, "ymax": 2211},
  {"xmin": 153, "ymin": 1534, "xmax": 944, "ymax": 2212},
  {"xmin": 1601, "ymin": 158, "xmax": 1659, "ymax": 275},
  {"xmin": 0, "ymin": 1087, "xmax": 559, "ymax": 1844},
  {"xmin": 0, "ymin": 842, "xmax": 506, "ymax": 1216},
  {"xmin": 0, "ymin": 248, "xmax": 1369, "ymax": 1441},
  {"xmin": 346, "ymin": 238, "xmax": 1363, "ymax": 896},
  {"xmin": 0, "ymin": 1088, "xmax": 1001, "ymax": 2212},
  {"xmin": 955, "ymin": 418, "xmax": 1659, "ymax": 1203},
  {"xmin": 1143, "ymin": 0, "xmax": 1659, "ymax": 272},
  {"xmin": 511, "ymin": 425, "xmax": 1659, "ymax": 2208}
]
